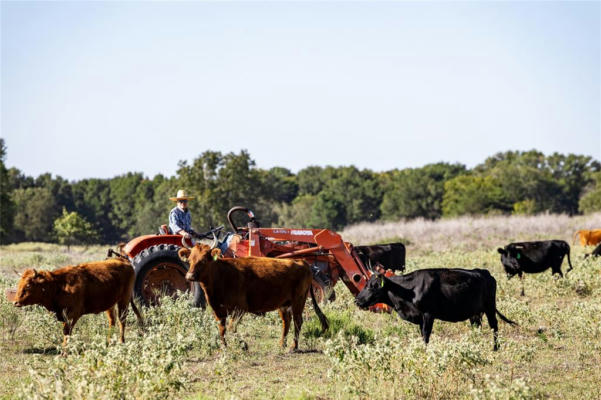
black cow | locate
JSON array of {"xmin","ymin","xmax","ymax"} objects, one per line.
[
  {"xmin": 355, "ymin": 269, "xmax": 516, "ymax": 350},
  {"xmin": 497, "ymin": 240, "xmax": 573, "ymax": 296},
  {"xmin": 585, "ymin": 243, "xmax": 601, "ymax": 259},
  {"xmin": 355, "ymin": 243, "xmax": 406, "ymax": 272}
]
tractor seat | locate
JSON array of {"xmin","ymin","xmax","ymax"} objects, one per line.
[{"xmin": 158, "ymin": 224, "xmax": 172, "ymax": 235}]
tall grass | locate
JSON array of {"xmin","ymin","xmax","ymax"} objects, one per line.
[{"xmin": 342, "ymin": 212, "xmax": 601, "ymax": 253}]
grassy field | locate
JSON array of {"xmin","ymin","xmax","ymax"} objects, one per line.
[{"xmin": 0, "ymin": 213, "xmax": 600, "ymax": 399}]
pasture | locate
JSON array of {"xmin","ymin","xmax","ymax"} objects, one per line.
[{"xmin": 0, "ymin": 213, "xmax": 600, "ymax": 399}]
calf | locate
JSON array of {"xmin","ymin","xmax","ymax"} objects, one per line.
[
  {"xmin": 497, "ymin": 240, "xmax": 573, "ymax": 296},
  {"xmin": 13, "ymin": 259, "xmax": 143, "ymax": 347},
  {"xmin": 180, "ymin": 243, "xmax": 329, "ymax": 351},
  {"xmin": 355, "ymin": 269, "xmax": 516, "ymax": 350},
  {"xmin": 355, "ymin": 243, "xmax": 406, "ymax": 272}
]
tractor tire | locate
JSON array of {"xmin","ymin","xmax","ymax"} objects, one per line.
[{"xmin": 132, "ymin": 244, "xmax": 205, "ymax": 308}]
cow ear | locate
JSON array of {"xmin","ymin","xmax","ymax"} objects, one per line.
[
  {"xmin": 497, "ymin": 248, "xmax": 505, "ymax": 255},
  {"xmin": 32, "ymin": 269, "xmax": 38, "ymax": 277},
  {"xmin": 178, "ymin": 248, "xmax": 190, "ymax": 263},
  {"xmin": 210, "ymin": 248, "xmax": 221, "ymax": 261}
]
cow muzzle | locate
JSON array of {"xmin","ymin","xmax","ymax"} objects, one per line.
[
  {"xmin": 185, "ymin": 272, "xmax": 196, "ymax": 281},
  {"xmin": 355, "ymin": 298, "xmax": 369, "ymax": 310}
]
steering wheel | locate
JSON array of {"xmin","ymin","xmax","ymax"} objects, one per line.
[{"xmin": 227, "ymin": 206, "xmax": 259, "ymax": 234}]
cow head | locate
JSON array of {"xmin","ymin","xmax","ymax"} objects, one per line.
[
  {"xmin": 497, "ymin": 246, "xmax": 522, "ymax": 279},
  {"xmin": 179, "ymin": 244, "xmax": 221, "ymax": 282},
  {"xmin": 355, "ymin": 273, "xmax": 389, "ymax": 309},
  {"xmin": 13, "ymin": 269, "xmax": 52, "ymax": 307}
]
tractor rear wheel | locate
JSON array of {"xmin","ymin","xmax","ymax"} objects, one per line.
[{"xmin": 132, "ymin": 244, "xmax": 205, "ymax": 308}]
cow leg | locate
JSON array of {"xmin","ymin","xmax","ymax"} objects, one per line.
[
  {"xmin": 106, "ymin": 307, "xmax": 116, "ymax": 341},
  {"xmin": 520, "ymin": 274, "xmax": 525, "ymax": 296},
  {"xmin": 228, "ymin": 311, "xmax": 244, "ymax": 333},
  {"xmin": 291, "ymin": 308, "xmax": 303, "ymax": 352},
  {"xmin": 117, "ymin": 301, "xmax": 129, "ymax": 343},
  {"xmin": 278, "ymin": 308, "xmax": 291, "ymax": 348},
  {"xmin": 216, "ymin": 316, "xmax": 227, "ymax": 347},
  {"xmin": 553, "ymin": 265, "xmax": 564, "ymax": 278},
  {"xmin": 470, "ymin": 314, "xmax": 482, "ymax": 327},
  {"xmin": 420, "ymin": 314, "xmax": 434, "ymax": 345},
  {"xmin": 62, "ymin": 315, "xmax": 80, "ymax": 349},
  {"xmin": 485, "ymin": 310, "xmax": 499, "ymax": 351}
]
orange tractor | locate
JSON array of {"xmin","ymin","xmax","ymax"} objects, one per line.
[{"xmin": 120, "ymin": 206, "xmax": 400, "ymax": 311}]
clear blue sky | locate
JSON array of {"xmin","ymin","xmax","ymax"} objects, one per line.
[{"xmin": 2, "ymin": 1, "xmax": 599, "ymax": 181}]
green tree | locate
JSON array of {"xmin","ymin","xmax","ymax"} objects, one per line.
[
  {"xmin": 12, "ymin": 187, "xmax": 59, "ymax": 241},
  {"xmin": 442, "ymin": 175, "xmax": 512, "ymax": 217},
  {"xmin": 275, "ymin": 194, "xmax": 317, "ymax": 228},
  {"xmin": 6, "ymin": 167, "xmax": 35, "ymax": 190},
  {"xmin": 35, "ymin": 173, "xmax": 74, "ymax": 212},
  {"xmin": 300, "ymin": 166, "xmax": 382, "ymax": 230},
  {"xmin": 71, "ymin": 179, "xmax": 115, "ymax": 242},
  {"xmin": 297, "ymin": 166, "xmax": 329, "ymax": 196},
  {"xmin": 178, "ymin": 150, "xmax": 265, "ymax": 229},
  {"xmin": 109, "ymin": 172, "xmax": 145, "ymax": 239},
  {"xmin": 579, "ymin": 171, "xmax": 601, "ymax": 214},
  {"xmin": 0, "ymin": 139, "xmax": 15, "ymax": 243},
  {"xmin": 54, "ymin": 208, "xmax": 100, "ymax": 249},
  {"xmin": 258, "ymin": 167, "xmax": 298, "ymax": 204},
  {"xmin": 380, "ymin": 163, "xmax": 466, "ymax": 220},
  {"xmin": 132, "ymin": 175, "xmax": 180, "ymax": 236},
  {"xmin": 309, "ymin": 191, "xmax": 347, "ymax": 230},
  {"xmin": 475, "ymin": 150, "xmax": 600, "ymax": 215},
  {"xmin": 546, "ymin": 153, "xmax": 600, "ymax": 214}
]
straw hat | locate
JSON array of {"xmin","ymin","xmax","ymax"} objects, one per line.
[{"xmin": 169, "ymin": 189, "xmax": 195, "ymax": 202}]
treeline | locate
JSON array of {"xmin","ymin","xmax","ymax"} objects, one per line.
[{"xmin": 1, "ymin": 138, "xmax": 600, "ymax": 245}]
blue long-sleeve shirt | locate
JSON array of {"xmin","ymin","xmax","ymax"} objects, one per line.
[{"xmin": 169, "ymin": 207, "xmax": 194, "ymax": 235}]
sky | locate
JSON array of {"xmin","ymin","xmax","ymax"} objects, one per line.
[{"xmin": 1, "ymin": 1, "xmax": 600, "ymax": 181}]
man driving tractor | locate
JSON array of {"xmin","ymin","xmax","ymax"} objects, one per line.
[{"xmin": 169, "ymin": 189, "xmax": 200, "ymax": 239}]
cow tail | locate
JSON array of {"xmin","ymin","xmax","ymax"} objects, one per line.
[
  {"xmin": 572, "ymin": 231, "xmax": 579, "ymax": 245},
  {"xmin": 496, "ymin": 309, "xmax": 517, "ymax": 326},
  {"xmin": 130, "ymin": 298, "xmax": 144, "ymax": 327},
  {"xmin": 565, "ymin": 243, "xmax": 574, "ymax": 274},
  {"xmin": 309, "ymin": 286, "xmax": 329, "ymax": 333}
]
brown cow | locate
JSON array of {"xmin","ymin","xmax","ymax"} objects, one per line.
[
  {"xmin": 179, "ymin": 244, "xmax": 329, "ymax": 351},
  {"xmin": 573, "ymin": 229, "xmax": 601, "ymax": 246},
  {"xmin": 13, "ymin": 258, "xmax": 143, "ymax": 347}
]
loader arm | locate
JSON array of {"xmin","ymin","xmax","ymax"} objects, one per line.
[{"xmin": 245, "ymin": 228, "xmax": 370, "ymax": 295}]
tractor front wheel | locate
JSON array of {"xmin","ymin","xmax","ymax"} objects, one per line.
[{"xmin": 132, "ymin": 244, "xmax": 205, "ymax": 308}]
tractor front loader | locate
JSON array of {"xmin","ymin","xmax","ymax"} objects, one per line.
[{"xmin": 118, "ymin": 206, "xmax": 393, "ymax": 311}]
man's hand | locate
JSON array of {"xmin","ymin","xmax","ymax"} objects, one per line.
[{"xmin": 178, "ymin": 230, "xmax": 191, "ymax": 239}]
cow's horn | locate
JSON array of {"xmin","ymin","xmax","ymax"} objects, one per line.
[
  {"xmin": 181, "ymin": 236, "xmax": 193, "ymax": 249},
  {"xmin": 210, "ymin": 230, "xmax": 218, "ymax": 249}
]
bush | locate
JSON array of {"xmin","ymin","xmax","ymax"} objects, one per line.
[{"xmin": 53, "ymin": 208, "xmax": 100, "ymax": 248}]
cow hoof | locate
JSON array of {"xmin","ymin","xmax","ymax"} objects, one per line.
[{"xmin": 238, "ymin": 340, "xmax": 248, "ymax": 351}]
